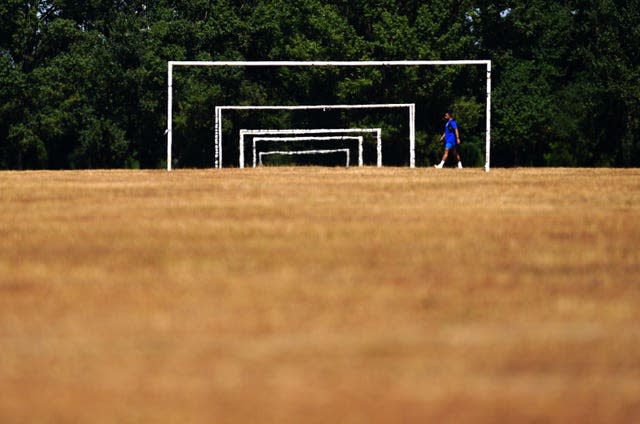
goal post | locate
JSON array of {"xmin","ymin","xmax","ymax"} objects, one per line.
[{"xmin": 167, "ymin": 60, "xmax": 492, "ymax": 171}]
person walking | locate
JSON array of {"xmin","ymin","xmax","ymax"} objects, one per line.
[{"xmin": 434, "ymin": 111, "xmax": 462, "ymax": 169}]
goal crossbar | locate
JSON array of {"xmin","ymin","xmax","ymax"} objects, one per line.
[
  {"xmin": 170, "ymin": 60, "xmax": 490, "ymax": 66},
  {"xmin": 167, "ymin": 60, "xmax": 491, "ymax": 171},
  {"xmin": 252, "ymin": 136, "xmax": 364, "ymax": 167}
]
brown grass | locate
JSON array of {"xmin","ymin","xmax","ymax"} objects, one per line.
[{"xmin": 0, "ymin": 167, "xmax": 639, "ymax": 423}]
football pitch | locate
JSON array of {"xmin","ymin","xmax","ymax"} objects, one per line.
[{"xmin": 1, "ymin": 167, "xmax": 639, "ymax": 422}]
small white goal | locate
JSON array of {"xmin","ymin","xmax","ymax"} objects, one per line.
[
  {"xmin": 251, "ymin": 136, "xmax": 364, "ymax": 167},
  {"xmin": 258, "ymin": 149, "xmax": 350, "ymax": 167}
]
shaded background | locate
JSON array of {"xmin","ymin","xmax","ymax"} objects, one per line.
[{"xmin": 1, "ymin": 0, "xmax": 638, "ymax": 168}]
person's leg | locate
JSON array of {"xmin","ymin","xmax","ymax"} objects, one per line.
[
  {"xmin": 435, "ymin": 148, "xmax": 449, "ymax": 168},
  {"xmin": 452, "ymin": 147, "xmax": 462, "ymax": 168}
]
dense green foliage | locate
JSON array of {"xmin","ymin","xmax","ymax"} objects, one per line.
[{"xmin": 1, "ymin": 0, "xmax": 638, "ymax": 168}]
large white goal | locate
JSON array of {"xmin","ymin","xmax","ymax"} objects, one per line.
[{"xmin": 166, "ymin": 60, "xmax": 492, "ymax": 171}]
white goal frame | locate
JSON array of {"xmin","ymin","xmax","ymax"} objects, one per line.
[
  {"xmin": 252, "ymin": 136, "xmax": 364, "ymax": 167},
  {"xmin": 245, "ymin": 128, "xmax": 380, "ymax": 167},
  {"xmin": 167, "ymin": 60, "xmax": 492, "ymax": 171},
  {"xmin": 259, "ymin": 149, "xmax": 350, "ymax": 167},
  {"xmin": 224, "ymin": 106, "xmax": 409, "ymax": 168}
]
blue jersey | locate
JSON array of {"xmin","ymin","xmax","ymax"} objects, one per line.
[{"xmin": 444, "ymin": 119, "xmax": 458, "ymax": 144}]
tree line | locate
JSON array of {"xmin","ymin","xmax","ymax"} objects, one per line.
[{"xmin": 1, "ymin": 0, "xmax": 638, "ymax": 169}]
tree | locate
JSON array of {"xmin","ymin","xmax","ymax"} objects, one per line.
[{"xmin": 1, "ymin": 0, "xmax": 638, "ymax": 168}]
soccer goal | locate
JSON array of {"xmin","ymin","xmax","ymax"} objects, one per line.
[
  {"xmin": 245, "ymin": 129, "xmax": 380, "ymax": 167},
  {"xmin": 252, "ymin": 136, "xmax": 364, "ymax": 167},
  {"xmin": 258, "ymin": 149, "xmax": 350, "ymax": 167},
  {"xmin": 224, "ymin": 106, "xmax": 408, "ymax": 168},
  {"xmin": 167, "ymin": 60, "xmax": 492, "ymax": 171}
]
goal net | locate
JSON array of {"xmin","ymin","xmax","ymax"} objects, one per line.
[{"xmin": 167, "ymin": 60, "xmax": 491, "ymax": 170}]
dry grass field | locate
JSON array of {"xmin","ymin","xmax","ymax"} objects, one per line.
[{"xmin": 0, "ymin": 167, "xmax": 639, "ymax": 423}]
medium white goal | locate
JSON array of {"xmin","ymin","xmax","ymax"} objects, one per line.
[{"xmin": 222, "ymin": 105, "xmax": 410, "ymax": 168}]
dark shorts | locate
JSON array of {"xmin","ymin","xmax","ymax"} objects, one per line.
[{"xmin": 445, "ymin": 142, "xmax": 457, "ymax": 150}]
